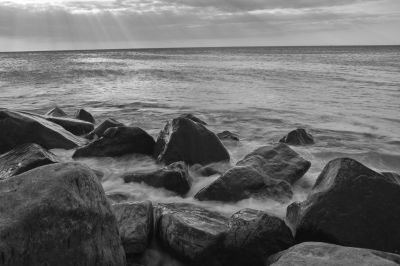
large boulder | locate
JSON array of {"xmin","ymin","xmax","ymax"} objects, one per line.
[
  {"xmin": 0, "ymin": 143, "xmax": 58, "ymax": 180},
  {"xmin": 279, "ymin": 128, "xmax": 314, "ymax": 145},
  {"xmin": 74, "ymin": 108, "xmax": 95, "ymax": 124},
  {"xmin": 155, "ymin": 203, "xmax": 228, "ymax": 263},
  {"xmin": 45, "ymin": 106, "xmax": 67, "ymax": 117},
  {"xmin": 45, "ymin": 116, "xmax": 94, "ymax": 136},
  {"xmin": 0, "ymin": 162, "xmax": 126, "ymax": 265},
  {"xmin": 267, "ymin": 242, "xmax": 400, "ymax": 266},
  {"xmin": 0, "ymin": 109, "xmax": 86, "ymax": 153},
  {"xmin": 195, "ymin": 166, "xmax": 292, "ymax": 202},
  {"xmin": 287, "ymin": 158, "xmax": 400, "ymax": 254},
  {"xmin": 154, "ymin": 117, "xmax": 230, "ymax": 165},
  {"xmin": 112, "ymin": 201, "xmax": 153, "ymax": 255},
  {"xmin": 122, "ymin": 161, "xmax": 191, "ymax": 195},
  {"xmin": 73, "ymin": 126, "xmax": 155, "ymax": 158},
  {"xmin": 86, "ymin": 118, "xmax": 124, "ymax": 140},
  {"xmin": 222, "ymin": 209, "xmax": 294, "ymax": 266}
]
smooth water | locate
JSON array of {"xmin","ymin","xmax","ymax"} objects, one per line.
[{"xmin": 1, "ymin": 46, "xmax": 399, "ymax": 219}]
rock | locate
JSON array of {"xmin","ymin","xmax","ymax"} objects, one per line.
[
  {"xmin": 382, "ymin": 172, "xmax": 400, "ymax": 185},
  {"xmin": 287, "ymin": 157, "xmax": 400, "ymax": 254},
  {"xmin": 195, "ymin": 166, "xmax": 292, "ymax": 202},
  {"xmin": 106, "ymin": 192, "xmax": 131, "ymax": 203},
  {"xmin": 112, "ymin": 201, "xmax": 153, "ymax": 255},
  {"xmin": 193, "ymin": 162, "xmax": 231, "ymax": 177},
  {"xmin": 86, "ymin": 118, "xmax": 124, "ymax": 140},
  {"xmin": 267, "ymin": 242, "xmax": 400, "ymax": 266},
  {"xmin": 237, "ymin": 143, "xmax": 311, "ymax": 185},
  {"xmin": 0, "ymin": 162, "xmax": 126, "ymax": 265},
  {"xmin": 0, "ymin": 109, "xmax": 86, "ymax": 153},
  {"xmin": 75, "ymin": 108, "xmax": 95, "ymax": 124},
  {"xmin": 222, "ymin": 209, "xmax": 294, "ymax": 266},
  {"xmin": 73, "ymin": 126, "xmax": 155, "ymax": 158},
  {"xmin": 45, "ymin": 106, "xmax": 67, "ymax": 117},
  {"xmin": 279, "ymin": 128, "xmax": 314, "ymax": 145},
  {"xmin": 155, "ymin": 203, "xmax": 228, "ymax": 263},
  {"xmin": 45, "ymin": 116, "xmax": 94, "ymax": 136},
  {"xmin": 217, "ymin": 131, "xmax": 239, "ymax": 141},
  {"xmin": 179, "ymin": 113, "xmax": 207, "ymax": 125},
  {"xmin": 154, "ymin": 117, "xmax": 230, "ymax": 165},
  {"xmin": 0, "ymin": 143, "xmax": 59, "ymax": 180},
  {"xmin": 122, "ymin": 161, "xmax": 191, "ymax": 195}
]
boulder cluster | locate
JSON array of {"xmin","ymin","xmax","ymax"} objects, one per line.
[{"xmin": 0, "ymin": 106, "xmax": 399, "ymax": 266}]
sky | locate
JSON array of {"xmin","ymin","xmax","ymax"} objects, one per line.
[{"xmin": 0, "ymin": 0, "xmax": 399, "ymax": 51}]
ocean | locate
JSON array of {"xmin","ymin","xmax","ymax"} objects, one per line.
[{"xmin": 1, "ymin": 46, "xmax": 399, "ymax": 263}]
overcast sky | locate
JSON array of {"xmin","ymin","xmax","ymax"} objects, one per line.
[{"xmin": 0, "ymin": 0, "xmax": 399, "ymax": 51}]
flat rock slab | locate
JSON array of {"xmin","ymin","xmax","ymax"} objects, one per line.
[
  {"xmin": 0, "ymin": 143, "xmax": 59, "ymax": 180},
  {"xmin": 45, "ymin": 115, "xmax": 94, "ymax": 135},
  {"xmin": 267, "ymin": 242, "xmax": 400, "ymax": 266},
  {"xmin": 0, "ymin": 109, "xmax": 86, "ymax": 153}
]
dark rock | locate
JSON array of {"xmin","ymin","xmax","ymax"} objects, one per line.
[
  {"xmin": 217, "ymin": 131, "xmax": 239, "ymax": 141},
  {"xmin": 267, "ymin": 242, "xmax": 400, "ymax": 266},
  {"xmin": 112, "ymin": 201, "xmax": 153, "ymax": 255},
  {"xmin": 74, "ymin": 108, "xmax": 95, "ymax": 124},
  {"xmin": 279, "ymin": 128, "xmax": 314, "ymax": 145},
  {"xmin": 86, "ymin": 118, "xmax": 124, "ymax": 140},
  {"xmin": 193, "ymin": 162, "xmax": 231, "ymax": 177},
  {"xmin": 122, "ymin": 161, "xmax": 190, "ymax": 195},
  {"xmin": 222, "ymin": 209, "xmax": 294, "ymax": 266},
  {"xmin": 106, "ymin": 192, "xmax": 131, "ymax": 203},
  {"xmin": 45, "ymin": 106, "xmax": 67, "ymax": 117},
  {"xmin": 0, "ymin": 109, "xmax": 86, "ymax": 153},
  {"xmin": 0, "ymin": 162, "xmax": 126, "ymax": 265},
  {"xmin": 73, "ymin": 126, "xmax": 155, "ymax": 158},
  {"xmin": 237, "ymin": 143, "xmax": 311, "ymax": 185},
  {"xmin": 287, "ymin": 157, "xmax": 400, "ymax": 254},
  {"xmin": 195, "ymin": 166, "xmax": 292, "ymax": 202},
  {"xmin": 382, "ymin": 172, "xmax": 400, "ymax": 185},
  {"xmin": 154, "ymin": 117, "xmax": 230, "ymax": 165},
  {"xmin": 179, "ymin": 113, "xmax": 207, "ymax": 125},
  {"xmin": 45, "ymin": 116, "xmax": 94, "ymax": 136},
  {"xmin": 155, "ymin": 203, "xmax": 228, "ymax": 263},
  {"xmin": 0, "ymin": 143, "xmax": 58, "ymax": 180}
]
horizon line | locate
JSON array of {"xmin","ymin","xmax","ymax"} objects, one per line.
[{"xmin": 1, "ymin": 44, "xmax": 399, "ymax": 54}]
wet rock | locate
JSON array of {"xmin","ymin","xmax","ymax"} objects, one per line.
[
  {"xmin": 112, "ymin": 201, "xmax": 153, "ymax": 255},
  {"xmin": 0, "ymin": 143, "xmax": 59, "ymax": 180},
  {"xmin": 217, "ymin": 131, "xmax": 239, "ymax": 141},
  {"xmin": 237, "ymin": 143, "xmax": 311, "ymax": 185},
  {"xmin": 92, "ymin": 168, "xmax": 104, "ymax": 181},
  {"xmin": 74, "ymin": 108, "xmax": 95, "ymax": 124},
  {"xmin": 106, "ymin": 192, "xmax": 131, "ymax": 203},
  {"xmin": 382, "ymin": 172, "xmax": 400, "ymax": 185},
  {"xmin": 279, "ymin": 128, "xmax": 314, "ymax": 145},
  {"xmin": 192, "ymin": 162, "xmax": 231, "ymax": 177},
  {"xmin": 86, "ymin": 118, "xmax": 124, "ymax": 140},
  {"xmin": 267, "ymin": 242, "xmax": 400, "ymax": 266},
  {"xmin": 0, "ymin": 109, "xmax": 86, "ymax": 153},
  {"xmin": 154, "ymin": 117, "xmax": 230, "ymax": 165},
  {"xmin": 0, "ymin": 162, "xmax": 126, "ymax": 266},
  {"xmin": 73, "ymin": 126, "xmax": 155, "ymax": 158},
  {"xmin": 45, "ymin": 116, "xmax": 94, "ymax": 135},
  {"xmin": 222, "ymin": 209, "xmax": 294, "ymax": 266},
  {"xmin": 287, "ymin": 157, "xmax": 400, "ymax": 254},
  {"xmin": 45, "ymin": 106, "xmax": 67, "ymax": 117},
  {"xmin": 179, "ymin": 113, "xmax": 207, "ymax": 125},
  {"xmin": 122, "ymin": 161, "xmax": 191, "ymax": 196},
  {"xmin": 195, "ymin": 166, "xmax": 292, "ymax": 202},
  {"xmin": 155, "ymin": 203, "xmax": 228, "ymax": 263}
]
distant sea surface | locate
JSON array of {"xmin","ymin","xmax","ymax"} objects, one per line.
[{"xmin": 1, "ymin": 46, "xmax": 399, "ymax": 219}]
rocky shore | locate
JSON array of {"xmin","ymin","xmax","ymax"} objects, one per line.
[{"xmin": 1, "ymin": 107, "xmax": 399, "ymax": 266}]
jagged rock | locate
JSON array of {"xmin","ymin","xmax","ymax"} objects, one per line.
[
  {"xmin": 222, "ymin": 209, "xmax": 294, "ymax": 266},
  {"xmin": 0, "ymin": 109, "xmax": 85, "ymax": 153},
  {"xmin": 45, "ymin": 106, "xmax": 67, "ymax": 117},
  {"xmin": 112, "ymin": 201, "xmax": 153, "ymax": 255},
  {"xmin": 279, "ymin": 128, "xmax": 314, "ymax": 145},
  {"xmin": 154, "ymin": 117, "xmax": 230, "ymax": 165},
  {"xmin": 195, "ymin": 166, "xmax": 292, "ymax": 202},
  {"xmin": 75, "ymin": 108, "xmax": 95, "ymax": 124},
  {"xmin": 122, "ymin": 161, "xmax": 191, "ymax": 195},
  {"xmin": 0, "ymin": 162, "xmax": 126, "ymax": 265},
  {"xmin": 86, "ymin": 118, "xmax": 124, "ymax": 140},
  {"xmin": 267, "ymin": 242, "xmax": 400, "ymax": 266},
  {"xmin": 179, "ymin": 113, "xmax": 207, "ymax": 125},
  {"xmin": 73, "ymin": 126, "xmax": 155, "ymax": 158},
  {"xmin": 217, "ymin": 131, "xmax": 239, "ymax": 141},
  {"xmin": 287, "ymin": 158, "xmax": 400, "ymax": 254},
  {"xmin": 155, "ymin": 203, "xmax": 228, "ymax": 263},
  {"xmin": 0, "ymin": 143, "xmax": 58, "ymax": 180},
  {"xmin": 45, "ymin": 116, "xmax": 94, "ymax": 135}
]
